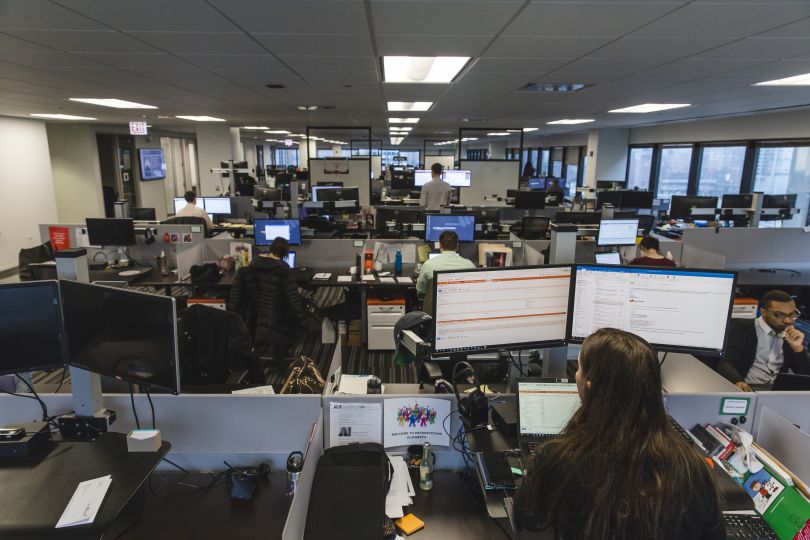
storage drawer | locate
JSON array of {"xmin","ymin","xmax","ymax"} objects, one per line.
[
  {"xmin": 367, "ymin": 304, "xmax": 405, "ymax": 316},
  {"xmin": 368, "ymin": 312, "xmax": 404, "ymax": 326},
  {"xmin": 368, "ymin": 325, "xmax": 396, "ymax": 350}
]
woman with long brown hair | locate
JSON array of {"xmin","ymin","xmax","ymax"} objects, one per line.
[{"xmin": 515, "ymin": 328, "xmax": 725, "ymax": 539}]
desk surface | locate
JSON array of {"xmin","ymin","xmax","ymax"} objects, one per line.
[{"xmin": 0, "ymin": 433, "xmax": 169, "ymax": 539}]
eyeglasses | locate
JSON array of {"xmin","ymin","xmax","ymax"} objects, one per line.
[{"xmin": 766, "ymin": 309, "xmax": 801, "ymax": 321}]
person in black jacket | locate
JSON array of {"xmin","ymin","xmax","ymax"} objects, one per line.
[
  {"xmin": 515, "ymin": 328, "xmax": 725, "ymax": 540},
  {"xmin": 228, "ymin": 237, "xmax": 314, "ymax": 363},
  {"xmin": 717, "ymin": 290, "xmax": 809, "ymax": 392}
]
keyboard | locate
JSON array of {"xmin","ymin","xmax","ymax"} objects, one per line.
[
  {"xmin": 521, "ymin": 435, "xmax": 555, "ymax": 456},
  {"xmin": 723, "ymin": 514, "xmax": 777, "ymax": 539}
]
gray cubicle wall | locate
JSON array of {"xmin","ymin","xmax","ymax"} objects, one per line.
[
  {"xmin": 282, "ymin": 409, "xmax": 324, "ymax": 540},
  {"xmin": 754, "ymin": 392, "xmax": 810, "ymax": 437},
  {"xmin": 682, "ymin": 227, "xmax": 810, "ymax": 269},
  {"xmin": 665, "ymin": 393, "xmax": 759, "ymax": 434}
]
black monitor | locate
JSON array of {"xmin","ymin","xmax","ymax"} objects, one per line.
[
  {"xmin": 60, "ymin": 280, "xmax": 180, "ymax": 393},
  {"xmin": 425, "ymin": 214, "xmax": 475, "ymax": 243},
  {"xmin": 506, "ymin": 189, "xmax": 520, "ymax": 199},
  {"xmin": 254, "ymin": 219, "xmax": 301, "ymax": 245},
  {"xmin": 0, "ymin": 281, "xmax": 66, "ymax": 376},
  {"xmin": 375, "ymin": 207, "xmax": 425, "ymax": 232},
  {"xmin": 85, "ymin": 218, "xmax": 136, "ymax": 247},
  {"xmin": 340, "ymin": 187, "xmax": 360, "ymax": 201},
  {"xmin": 255, "ymin": 186, "xmax": 282, "ymax": 202},
  {"xmin": 129, "ymin": 207, "xmax": 157, "ymax": 220},
  {"xmin": 554, "ymin": 211, "xmax": 601, "ymax": 225},
  {"xmin": 432, "ymin": 266, "xmax": 573, "ymax": 355},
  {"xmin": 669, "ymin": 196, "xmax": 718, "ymax": 220},
  {"xmin": 721, "ymin": 194, "xmax": 753, "ymax": 209},
  {"xmin": 316, "ymin": 181, "xmax": 343, "ymax": 187},
  {"xmin": 391, "ymin": 176, "xmax": 412, "ymax": 190},
  {"xmin": 139, "ymin": 149, "xmax": 166, "ymax": 181},
  {"xmin": 620, "ymin": 190, "xmax": 654, "ymax": 209},
  {"xmin": 762, "ymin": 194, "xmax": 797, "ymax": 208},
  {"xmin": 312, "ymin": 186, "xmax": 340, "ymax": 202},
  {"xmin": 515, "ymin": 191, "xmax": 546, "ymax": 209},
  {"xmin": 596, "ymin": 180, "xmax": 624, "ymax": 189},
  {"xmin": 275, "ymin": 172, "xmax": 293, "ymax": 187},
  {"xmin": 596, "ymin": 191, "xmax": 622, "ymax": 210}
]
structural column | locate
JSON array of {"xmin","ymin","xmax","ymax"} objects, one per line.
[{"xmin": 584, "ymin": 128, "xmax": 630, "ymax": 191}]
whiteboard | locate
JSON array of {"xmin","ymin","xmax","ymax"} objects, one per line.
[
  {"xmin": 459, "ymin": 160, "xmax": 520, "ymax": 206},
  {"xmin": 424, "ymin": 155, "xmax": 454, "ymax": 170}
]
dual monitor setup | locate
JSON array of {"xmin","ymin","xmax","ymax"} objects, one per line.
[
  {"xmin": 668, "ymin": 194, "xmax": 797, "ymax": 221},
  {"xmin": 172, "ymin": 196, "xmax": 232, "ymax": 219},
  {"xmin": 0, "ymin": 280, "xmax": 180, "ymax": 394},
  {"xmin": 432, "ymin": 264, "xmax": 737, "ymax": 358},
  {"xmin": 413, "ymin": 169, "xmax": 472, "ymax": 188}
]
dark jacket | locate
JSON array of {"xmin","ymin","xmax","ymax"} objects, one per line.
[
  {"xmin": 228, "ymin": 256, "xmax": 310, "ymax": 355},
  {"xmin": 717, "ymin": 318, "xmax": 810, "ymax": 384}
]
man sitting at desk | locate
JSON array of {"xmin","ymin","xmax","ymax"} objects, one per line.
[
  {"xmin": 176, "ymin": 190, "xmax": 214, "ymax": 230},
  {"xmin": 416, "ymin": 231, "xmax": 475, "ymax": 314},
  {"xmin": 419, "ymin": 163, "xmax": 452, "ymax": 212},
  {"xmin": 718, "ymin": 290, "xmax": 809, "ymax": 392},
  {"xmin": 628, "ymin": 236, "xmax": 677, "ymax": 268}
]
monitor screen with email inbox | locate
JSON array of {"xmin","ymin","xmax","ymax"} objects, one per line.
[
  {"xmin": 518, "ymin": 381, "xmax": 580, "ymax": 436},
  {"xmin": 569, "ymin": 265, "xmax": 736, "ymax": 356},
  {"xmin": 597, "ymin": 218, "xmax": 639, "ymax": 246},
  {"xmin": 253, "ymin": 219, "xmax": 301, "ymax": 246}
]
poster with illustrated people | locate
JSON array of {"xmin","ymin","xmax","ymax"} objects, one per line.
[
  {"xmin": 744, "ymin": 468, "xmax": 784, "ymax": 514},
  {"xmin": 383, "ymin": 398, "xmax": 450, "ymax": 448}
]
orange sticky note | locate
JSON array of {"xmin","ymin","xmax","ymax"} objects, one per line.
[{"xmin": 394, "ymin": 513, "xmax": 425, "ymax": 535}]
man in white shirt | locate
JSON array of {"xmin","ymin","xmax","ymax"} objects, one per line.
[
  {"xmin": 176, "ymin": 191, "xmax": 214, "ymax": 230},
  {"xmin": 718, "ymin": 290, "xmax": 809, "ymax": 391},
  {"xmin": 419, "ymin": 163, "xmax": 452, "ymax": 212},
  {"xmin": 416, "ymin": 231, "xmax": 475, "ymax": 314}
]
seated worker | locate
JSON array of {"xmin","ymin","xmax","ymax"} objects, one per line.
[
  {"xmin": 546, "ymin": 177, "xmax": 564, "ymax": 195},
  {"xmin": 176, "ymin": 190, "xmax": 214, "ymax": 230},
  {"xmin": 416, "ymin": 230, "xmax": 475, "ymax": 314},
  {"xmin": 717, "ymin": 290, "xmax": 809, "ymax": 392},
  {"xmin": 235, "ymin": 173, "xmax": 257, "ymax": 197},
  {"xmin": 628, "ymin": 235, "xmax": 676, "ymax": 267},
  {"xmin": 515, "ymin": 328, "xmax": 725, "ymax": 539},
  {"xmin": 228, "ymin": 237, "xmax": 316, "ymax": 364},
  {"xmin": 419, "ymin": 162, "xmax": 452, "ymax": 212}
]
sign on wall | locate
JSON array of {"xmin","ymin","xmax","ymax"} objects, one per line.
[{"xmin": 129, "ymin": 122, "xmax": 148, "ymax": 136}]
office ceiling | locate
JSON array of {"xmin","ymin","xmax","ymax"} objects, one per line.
[{"xmin": 2, "ymin": 0, "xmax": 810, "ymax": 147}]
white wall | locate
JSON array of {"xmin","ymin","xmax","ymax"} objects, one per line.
[
  {"xmin": 524, "ymin": 133, "xmax": 589, "ymax": 148},
  {"xmin": 46, "ymin": 123, "xmax": 105, "ymax": 223},
  {"xmin": 459, "ymin": 160, "xmax": 520, "ymax": 205},
  {"xmin": 424, "ymin": 155, "xmax": 454, "ymax": 171},
  {"xmin": 0, "ymin": 116, "xmax": 59, "ymax": 271},
  {"xmin": 585, "ymin": 128, "xmax": 630, "ymax": 187},
  {"xmin": 195, "ymin": 125, "xmax": 233, "ymax": 196}
]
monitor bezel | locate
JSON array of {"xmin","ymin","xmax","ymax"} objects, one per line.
[
  {"xmin": 424, "ymin": 213, "xmax": 476, "ymax": 243},
  {"xmin": 253, "ymin": 218, "xmax": 302, "ymax": 246},
  {"xmin": 431, "ymin": 264, "xmax": 573, "ymax": 356},
  {"xmin": 565, "ymin": 264, "xmax": 738, "ymax": 357}
]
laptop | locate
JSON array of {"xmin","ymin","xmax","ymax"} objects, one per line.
[
  {"xmin": 595, "ymin": 251, "xmax": 621, "ymax": 265},
  {"xmin": 284, "ymin": 251, "xmax": 296, "ymax": 268},
  {"xmin": 517, "ymin": 378, "xmax": 580, "ymax": 456}
]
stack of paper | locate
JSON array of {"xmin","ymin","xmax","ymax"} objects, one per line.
[
  {"xmin": 56, "ymin": 475, "xmax": 113, "ymax": 528},
  {"xmin": 396, "ymin": 277, "xmax": 413, "ymax": 284},
  {"xmin": 385, "ymin": 455, "xmax": 415, "ymax": 519},
  {"xmin": 337, "ymin": 374, "xmax": 372, "ymax": 394},
  {"xmin": 337, "ymin": 275, "xmax": 353, "ymax": 283}
]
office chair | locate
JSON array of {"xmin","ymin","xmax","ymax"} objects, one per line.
[
  {"xmin": 161, "ymin": 216, "xmax": 210, "ymax": 238},
  {"xmin": 18, "ymin": 241, "xmax": 55, "ymax": 281},
  {"xmin": 637, "ymin": 214, "xmax": 656, "ymax": 236},
  {"xmin": 520, "ymin": 217, "xmax": 551, "ymax": 240}
]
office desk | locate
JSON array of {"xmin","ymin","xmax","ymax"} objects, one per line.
[
  {"xmin": 133, "ymin": 270, "xmax": 236, "ymax": 296},
  {"xmin": 120, "ymin": 471, "xmax": 290, "ymax": 540},
  {"xmin": 0, "ymin": 433, "xmax": 169, "ymax": 539}
]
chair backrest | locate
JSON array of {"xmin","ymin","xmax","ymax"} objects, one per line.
[
  {"xmin": 18, "ymin": 241, "xmax": 55, "ymax": 281},
  {"xmin": 521, "ymin": 217, "xmax": 551, "ymax": 240},
  {"xmin": 161, "ymin": 216, "xmax": 209, "ymax": 237},
  {"xmin": 637, "ymin": 214, "xmax": 655, "ymax": 236}
]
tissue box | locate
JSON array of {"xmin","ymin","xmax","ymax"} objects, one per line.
[{"xmin": 126, "ymin": 429, "xmax": 162, "ymax": 452}]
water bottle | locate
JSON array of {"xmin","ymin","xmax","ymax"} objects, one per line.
[
  {"xmin": 395, "ymin": 250, "xmax": 403, "ymax": 275},
  {"xmin": 286, "ymin": 451, "xmax": 304, "ymax": 497},
  {"xmin": 419, "ymin": 442, "xmax": 433, "ymax": 490}
]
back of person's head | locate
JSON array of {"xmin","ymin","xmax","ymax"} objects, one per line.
[
  {"xmin": 184, "ymin": 190, "xmax": 196, "ymax": 204},
  {"xmin": 639, "ymin": 235, "xmax": 660, "ymax": 253},
  {"xmin": 438, "ymin": 231, "xmax": 459, "ymax": 251},
  {"xmin": 761, "ymin": 289, "xmax": 793, "ymax": 309},
  {"xmin": 524, "ymin": 328, "xmax": 719, "ymax": 539},
  {"xmin": 269, "ymin": 237, "xmax": 290, "ymax": 259},
  {"xmin": 431, "ymin": 163, "xmax": 443, "ymax": 177},
  {"xmin": 550, "ymin": 178, "xmax": 559, "ymax": 187}
]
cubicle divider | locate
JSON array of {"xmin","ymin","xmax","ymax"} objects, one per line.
[
  {"xmin": 282, "ymin": 409, "xmax": 324, "ymax": 540},
  {"xmin": 682, "ymin": 227, "xmax": 810, "ymax": 269},
  {"xmin": 665, "ymin": 392, "xmax": 758, "ymax": 434},
  {"xmin": 753, "ymin": 405, "xmax": 810, "ymax": 487},
  {"xmin": 365, "ymin": 238, "xmax": 526, "ymax": 268},
  {"xmin": 753, "ymin": 392, "xmax": 810, "ymax": 437}
]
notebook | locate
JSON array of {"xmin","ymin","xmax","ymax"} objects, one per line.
[{"xmin": 517, "ymin": 378, "xmax": 580, "ymax": 456}]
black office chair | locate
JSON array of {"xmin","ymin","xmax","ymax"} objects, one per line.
[
  {"xmin": 520, "ymin": 217, "xmax": 551, "ymax": 240},
  {"xmin": 161, "ymin": 216, "xmax": 210, "ymax": 238},
  {"xmin": 637, "ymin": 215, "xmax": 656, "ymax": 236},
  {"xmin": 18, "ymin": 241, "xmax": 55, "ymax": 281}
]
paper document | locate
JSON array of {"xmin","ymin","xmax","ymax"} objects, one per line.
[
  {"xmin": 337, "ymin": 374, "xmax": 372, "ymax": 394},
  {"xmin": 232, "ymin": 385, "xmax": 275, "ymax": 395},
  {"xmin": 56, "ymin": 475, "xmax": 113, "ymax": 528},
  {"xmin": 313, "ymin": 273, "xmax": 332, "ymax": 280},
  {"xmin": 362, "ymin": 274, "xmax": 376, "ymax": 282},
  {"xmin": 379, "ymin": 277, "xmax": 396, "ymax": 283},
  {"xmin": 385, "ymin": 455, "xmax": 415, "ymax": 519},
  {"xmin": 384, "ymin": 397, "xmax": 451, "ymax": 448},
  {"xmin": 337, "ymin": 275, "xmax": 354, "ymax": 283},
  {"xmin": 396, "ymin": 277, "xmax": 413, "ymax": 284},
  {"xmin": 329, "ymin": 402, "xmax": 382, "ymax": 446}
]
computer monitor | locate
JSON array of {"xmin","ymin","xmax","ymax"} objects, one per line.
[
  {"xmin": 762, "ymin": 194, "xmax": 797, "ymax": 208},
  {"xmin": 528, "ymin": 177, "xmax": 545, "ymax": 190},
  {"xmin": 546, "ymin": 177, "xmax": 566, "ymax": 191},
  {"xmin": 669, "ymin": 196, "xmax": 718, "ymax": 220},
  {"xmin": 721, "ymin": 194, "xmax": 753, "ymax": 209},
  {"xmin": 316, "ymin": 181, "xmax": 343, "ymax": 187},
  {"xmin": 129, "ymin": 207, "xmax": 157, "ymax": 221},
  {"xmin": 432, "ymin": 266, "xmax": 573, "ymax": 354},
  {"xmin": 595, "ymin": 252, "xmax": 621, "ymax": 265},
  {"xmin": 339, "ymin": 187, "xmax": 360, "ymax": 201},
  {"xmin": 515, "ymin": 191, "xmax": 546, "ymax": 210},
  {"xmin": 202, "ymin": 197, "xmax": 232, "ymax": 215},
  {"xmin": 444, "ymin": 170, "xmax": 471, "ymax": 187},
  {"xmin": 425, "ymin": 214, "xmax": 475, "ymax": 243},
  {"xmin": 254, "ymin": 219, "xmax": 302, "ymax": 246},
  {"xmin": 312, "ymin": 186, "xmax": 341, "ymax": 202},
  {"xmin": 0, "ymin": 281, "xmax": 66, "ymax": 376},
  {"xmin": 554, "ymin": 211, "xmax": 601, "ymax": 225},
  {"xmin": 60, "ymin": 280, "xmax": 181, "ymax": 393},
  {"xmin": 597, "ymin": 218, "xmax": 639, "ymax": 247},
  {"xmin": 596, "ymin": 190, "xmax": 622, "ymax": 210},
  {"xmin": 596, "ymin": 180, "xmax": 624, "ymax": 189},
  {"xmin": 139, "ymin": 148, "xmax": 166, "ymax": 181},
  {"xmin": 620, "ymin": 191, "xmax": 654, "ymax": 209},
  {"xmin": 391, "ymin": 176, "xmax": 412, "ymax": 190},
  {"xmin": 428, "ymin": 252, "xmax": 440, "ymax": 260},
  {"xmin": 568, "ymin": 265, "xmax": 737, "ymax": 356},
  {"xmin": 173, "ymin": 197, "xmax": 187, "ymax": 213},
  {"xmin": 414, "ymin": 170, "xmax": 432, "ymax": 187},
  {"xmin": 85, "ymin": 218, "xmax": 136, "ymax": 247},
  {"xmin": 255, "ymin": 186, "xmax": 282, "ymax": 202},
  {"xmin": 284, "ymin": 251, "xmax": 296, "ymax": 268}
]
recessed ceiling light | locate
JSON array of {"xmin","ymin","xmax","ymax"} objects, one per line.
[
  {"xmin": 389, "ymin": 117, "xmax": 420, "ymax": 124},
  {"xmin": 522, "ymin": 127, "xmax": 539, "ymax": 132},
  {"xmin": 487, "ymin": 132, "xmax": 510, "ymax": 136},
  {"xmin": 520, "ymin": 83, "xmax": 586, "ymax": 93},
  {"xmin": 389, "ymin": 126, "xmax": 412, "ymax": 131},
  {"xmin": 755, "ymin": 72, "xmax": 810, "ymax": 86},
  {"xmin": 297, "ymin": 105, "xmax": 319, "ymax": 111},
  {"xmin": 461, "ymin": 137, "xmax": 478, "ymax": 141},
  {"xmin": 546, "ymin": 119, "xmax": 595, "ymax": 125},
  {"xmin": 69, "ymin": 98, "xmax": 157, "ymax": 109},
  {"xmin": 608, "ymin": 103, "xmax": 689, "ymax": 113},
  {"xmin": 244, "ymin": 126, "xmax": 269, "ymax": 130},
  {"xmin": 30, "ymin": 113, "xmax": 96, "ymax": 120},
  {"xmin": 390, "ymin": 137, "xmax": 404, "ymax": 145},
  {"xmin": 176, "ymin": 115, "xmax": 226, "ymax": 122},
  {"xmin": 387, "ymin": 101, "xmax": 433, "ymax": 112},
  {"xmin": 383, "ymin": 56, "xmax": 470, "ymax": 83}
]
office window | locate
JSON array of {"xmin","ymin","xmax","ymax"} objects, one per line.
[
  {"xmin": 399, "ymin": 150, "xmax": 420, "ymax": 166},
  {"xmin": 754, "ymin": 145, "xmax": 810, "ymax": 226},
  {"xmin": 656, "ymin": 145, "xmax": 693, "ymax": 200},
  {"xmin": 467, "ymin": 148, "xmax": 488, "ymax": 160},
  {"xmin": 627, "ymin": 147, "xmax": 653, "ymax": 191},
  {"xmin": 539, "ymin": 149, "xmax": 550, "ymax": 176},
  {"xmin": 697, "ymin": 146, "xmax": 746, "ymax": 197},
  {"xmin": 274, "ymin": 148, "xmax": 298, "ymax": 168}
]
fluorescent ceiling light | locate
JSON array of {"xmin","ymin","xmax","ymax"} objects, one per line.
[
  {"xmin": 30, "ymin": 113, "xmax": 96, "ymax": 120},
  {"xmin": 388, "ymin": 117, "xmax": 420, "ymax": 124},
  {"xmin": 522, "ymin": 127, "xmax": 539, "ymax": 132},
  {"xmin": 487, "ymin": 132, "xmax": 510, "ymax": 136},
  {"xmin": 755, "ymin": 72, "xmax": 810, "ymax": 86},
  {"xmin": 383, "ymin": 56, "xmax": 470, "ymax": 83},
  {"xmin": 390, "ymin": 137, "xmax": 404, "ymax": 145},
  {"xmin": 546, "ymin": 119, "xmax": 595, "ymax": 125},
  {"xmin": 69, "ymin": 98, "xmax": 157, "ymax": 109},
  {"xmin": 264, "ymin": 130, "xmax": 290, "ymax": 134},
  {"xmin": 389, "ymin": 127, "xmax": 412, "ymax": 132},
  {"xmin": 461, "ymin": 137, "xmax": 478, "ymax": 141},
  {"xmin": 387, "ymin": 101, "xmax": 433, "ymax": 112},
  {"xmin": 244, "ymin": 126, "xmax": 269, "ymax": 130},
  {"xmin": 176, "ymin": 115, "xmax": 226, "ymax": 122},
  {"xmin": 608, "ymin": 103, "xmax": 689, "ymax": 113},
  {"xmin": 297, "ymin": 105, "xmax": 319, "ymax": 111}
]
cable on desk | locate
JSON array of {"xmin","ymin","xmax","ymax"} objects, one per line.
[
  {"xmin": 507, "ymin": 350, "xmax": 525, "ymax": 377},
  {"xmin": 129, "ymin": 383, "xmax": 141, "ymax": 430},
  {"xmin": 15, "ymin": 374, "xmax": 49, "ymax": 421},
  {"xmin": 145, "ymin": 388, "xmax": 156, "ymax": 429},
  {"xmin": 54, "ymin": 368, "xmax": 67, "ymax": 394},
  {"xmin": 162, "ymin": 457, "xmax": 191, "ymax": 474}
]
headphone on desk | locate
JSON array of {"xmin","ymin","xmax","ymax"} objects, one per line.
[{"xmin": 452, "ymin": 361, "xmax": 488, "ymax": 426}]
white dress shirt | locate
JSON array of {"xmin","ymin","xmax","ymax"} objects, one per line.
[
  {"xmin": 176, "ymin": 202, "xmax": 214, "ymax": 229},
  {"xmin": 745, "ymin": 316, "xmax": 785, "ymax": 385},
  {"xmin": 419, "ymin": 177, "xmax": 453, "ymax": 212}
]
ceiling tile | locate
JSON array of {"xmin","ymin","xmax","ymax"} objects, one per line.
[
  {"xmin": 75, "ymin": 53, "xmax": 193, "ymax": 70},
  {"xmin": 376, "ymin": 34, "xmax": 491, "ymax": 56},
  {"xmin": 207, "ymin": 0, "xmax": 369, "ymax": 34},
  {"xmin": 281, "ymin": 56, "xmax": 376, "ymax": 72},
  {"xmin": 4, "ymin": 30, "xmax": 159, "ymax": 54},
  {"xmin": 485, "ymin": 36, "xmax": 613, "ymax": 59},
  {"xmin": 692, "ymin": 38, "xmax": 810, "ymax": 60},
  {"xmin": 54, "ymin": 0, "xmax": 240, "ymax": 32},
  {"xmin": 0, "ymin": 0, "xmax": 104, "ymax": 30},
  {"xmin": 178, "ymin": 53, "xmax": 287, "ymax": 71},
  {"xmin": 468, "ymin": 57, "xmax": 570, "ymax": 74},
  {"xmin": 253, "ymin": 33, "xmax": 372, "ymax": 57},
  {"xmin": 372, "ymin": 1, "xmax": 523, "ymax": 36},
  {"xmin": 128, "ymin": 32, "xmax": 266, "ymax": 55}
]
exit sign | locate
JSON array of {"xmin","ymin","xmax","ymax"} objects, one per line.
[{"xmin": 129, "ymin": 121, "xmax": 148, "ymax": 135}]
